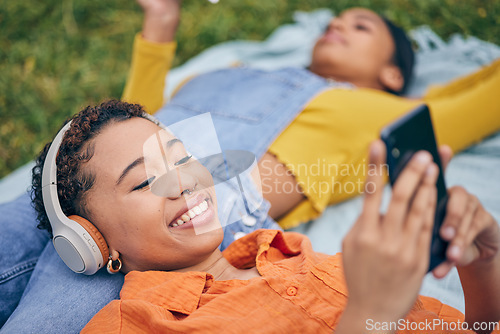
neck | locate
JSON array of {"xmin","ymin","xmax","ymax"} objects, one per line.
[
  {"xmin": 308, "ymin": 66, "xmax": 385, "ymax": 91},
  {"xmin": 175, "ymin": 249, "xmax": 258, "ymax": 281}
]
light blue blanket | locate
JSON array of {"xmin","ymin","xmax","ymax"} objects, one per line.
[{"xmin": 1, "ymin": 9, "xmax": 499, "ymax": 314}]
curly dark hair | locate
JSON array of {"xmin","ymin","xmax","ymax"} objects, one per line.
[{"xmin": 31, "ymin": 100, "xmax": 149, "ymax": 236}]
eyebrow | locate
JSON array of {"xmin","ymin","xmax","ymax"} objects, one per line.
[
  {"xmin": 115, "ymin": 138, "xmax": 183, "ymax": 186},
  {"xmin": 166, "ymin": 138, "xmax": 182, "ymax": 148},
  {"xmin": 354, "ymin": 14, "xmax": 381, "ymax": 25},
  {"xmin": 116, "ymin": 157, "xmax": 145, "ymax": 186}
]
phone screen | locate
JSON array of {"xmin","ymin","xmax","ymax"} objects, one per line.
[{"xmin": 381, "ymin": 104, "xmax": 448, "ymax": 272}]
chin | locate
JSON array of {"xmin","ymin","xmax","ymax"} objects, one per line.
[
  {"xmin": 310, "ymin": 50, "xmax": 337, "ymax": 74},
  {"xmin": 194, "ymin": 221, "xmax": 224, "ymax": 246}
]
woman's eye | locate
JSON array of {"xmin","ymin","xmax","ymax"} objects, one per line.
[
  {"xmin": 133, "ymin": 176, "xmax": 155, "ymax": 191},
  {"xmin": 355, "ymin": 24, "xmax": 369, "ymax": 31},
  {"xmin": 174, "ymin": 155, "xmax": 192, "ymax": 166}
]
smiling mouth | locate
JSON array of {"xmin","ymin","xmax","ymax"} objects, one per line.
[{"xmin": 169, "ymin": 198, "xmax": 210, "ymax": 227}]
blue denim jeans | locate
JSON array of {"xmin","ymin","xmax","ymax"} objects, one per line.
[
  {"xmin": 0, "ymin": 194, "xmax": 49, "ymax": 326},
  {"xmin": 1, "ymin": 66, "xmax": 336, "ymax": 333}
]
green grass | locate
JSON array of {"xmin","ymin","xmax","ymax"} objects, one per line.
[{"xmin": 1, "ymin": 0, "xmax": 498, "ymax": 178}]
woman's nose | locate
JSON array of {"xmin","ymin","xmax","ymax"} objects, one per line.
[
  {"xmin": 176, "ymin": 169, "xmax": 198, "ymax": 198},
  {"xmin": 328, "ymin": 17, "xmax": 345, "ymax": 32},
  {"xmin": 150, "ymin": 167, "xmax": 198, "ymax": 199}
]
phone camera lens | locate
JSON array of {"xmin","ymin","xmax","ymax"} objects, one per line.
[{"xmin": 392, "ymin": 148, "xmax": 400, "ymax": 158}]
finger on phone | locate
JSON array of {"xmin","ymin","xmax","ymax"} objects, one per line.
[
  {"xmin": 406, "ymin": 164, "xmax": 438, "ymax": 247},
  {"xmin": 361, "ymin": 140, "xmax": 386, "ymax": 218},
  {"xmin": 438, "ymin": 145, "xmax": 453, "ymax": 172},
  {"xmin": 447, "ymin": 195, "xmax": 479, "ymax": 263},
  {"xmin": 439, "ymin": 186, "xmax": 468, "ymax": 242},
  {"xmin": 384, "ymin": 150, "xmax": 432, "ymax": 230},
  {"xmin": 414, "ymin": 165, "xmax": 438, "ymax": 254},
  {"xmin": 432, "ymin": 261, "xmax": 454, "ymax": 279}
]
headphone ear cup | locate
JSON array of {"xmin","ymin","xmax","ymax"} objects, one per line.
[{"xmin": 68, "ymin": 215, "xmax": 109, "ymax": 265}]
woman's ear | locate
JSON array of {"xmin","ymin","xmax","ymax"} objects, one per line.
[
  {"xmin": 110, "ymin": 249, "xmax": 120, "ymax": 261},
  {"xmin": 380, "ymin": 65, "xmax": 404, "ymax": 93},
  {"xmin": 106, "ymin": 249, "xmax": 122, "ymax": 274}
]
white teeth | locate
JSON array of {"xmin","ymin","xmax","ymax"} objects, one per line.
[
  {"xmin": 200, "ymin": 201, "xmax": 209, "ymax": 213},
  {"xmin": 170, "ymin": 200, "xmax": 209, "ymax": 227}
]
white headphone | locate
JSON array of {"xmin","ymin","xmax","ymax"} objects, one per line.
[
  {"xmin": 41, "ymin": 121, "xmax": 109, "ymax": 275},
  {"xmin": 40, "ymin": 113, "xmax": 170, "ymax": 275}
]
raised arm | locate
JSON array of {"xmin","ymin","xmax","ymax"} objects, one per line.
[
  {"xmin": 121, "ymin": 0, "xmax": 181, "ymax": 113},
  {"xmin": 137, "ymin": 0, "xmax": 181, "ymax": 42}
]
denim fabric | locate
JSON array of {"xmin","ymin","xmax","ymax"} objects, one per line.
[
  {"xmin": 2, "ymin": 243, "xmax": 124, "ymax": 333},
  {"xmin": 218, "ymin": 167, "xmax": 280, "ymax": 250},
  {"xmin": 157, "ymin": 66, "xmax": 334, "ymax": 159},
  {"xmin": 1, "ymin": 67, "xmax": 333, "ymax": 333},
  {"xmin": 0, "ymin": 193, "xmax": 49, "ymax": 327}
]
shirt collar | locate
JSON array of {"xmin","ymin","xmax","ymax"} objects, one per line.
[
  {"xmin": 119, "ymin": 230, "xmax": 303, "ymax": 315},
  {"xmin": 121, "ymin": 270, "xmax": 214, "ymax": 315},
  {"xmin": 223, "ymin": 229, "xmax": 303, "ymax": 275}
]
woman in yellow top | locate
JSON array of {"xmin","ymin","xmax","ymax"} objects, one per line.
[{"xmin": 124, "ymin": 0, "xmax": 500, "ymax": 229}]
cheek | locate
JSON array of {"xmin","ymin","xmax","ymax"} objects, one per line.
[
  {"xmin": 120, "ymin": 194, "xmax": 164, "ymax": 228},
  {"xmin": 312, "ymin": 41, "xmax": 362, "ymax": 67},
  {"xmin": 96, "ymin": 192, "xmax": 165, "ymax": 245},
  {"xmin": 200, "ymin": 165, "xmax": 219, "ymax": 203},
  {"xmin": 190, "ymin": 162, "xmax": 216, "ymax": 190},
  {"xmin": 199, "ymin": 166, "xmax": 215, "ymax": 187},
  {"xmin": 343, "ymin": 40, "xmax": 390, "ymax": 77},
  {"xmin": 360, "ymin": 35, "xmax": 394, "ymax": 64}
]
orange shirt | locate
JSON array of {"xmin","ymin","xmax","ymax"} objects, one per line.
[{"xmin": 82, "ymin": 230, "xmax": 500, "ymax": 333}]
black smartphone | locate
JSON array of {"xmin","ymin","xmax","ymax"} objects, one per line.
[{"xmin": 380, "ymin": 104, "xmax": 448, "ymax": 272}]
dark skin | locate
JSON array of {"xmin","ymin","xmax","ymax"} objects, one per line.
[
  {"xmin": 136, "ymin": 1, "xmax": 406, "ymax": 220},
  {"xmin": 81, "ymin": 118, "xmax": 500, "ymax": 332},
  {"xmin": 337, "ymin": 141, "xmax": 500, "ymax": 334},
  {"xmin": 84, "ymin": 117, "xmax": 260, "ymax": 280},
  {"xmin": 117, "ymin": 2, "xmax": 500, "ymax": 329}
]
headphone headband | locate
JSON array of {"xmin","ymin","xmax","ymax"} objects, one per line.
[{"xmin": 41, "ymin": 120, "xmax": 108, "ymax": 275}]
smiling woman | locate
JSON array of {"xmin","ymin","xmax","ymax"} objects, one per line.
[
  {"xmin": 32, "ymin": 100, "xmax": 236, "ymax": 274},
  {"xmin": 28, "ymin": 99, "xmax": 500, "ymax": 333},
  {"xmin": 81, "ymin": 117, "xmax": 223, "ymax": 273}
]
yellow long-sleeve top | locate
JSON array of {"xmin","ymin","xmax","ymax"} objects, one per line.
[{"xmin": 123, "ymin": 34, "xmax": 500, "ymax": 229}]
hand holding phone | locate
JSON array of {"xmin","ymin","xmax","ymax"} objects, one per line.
[
  {"xmin": 341, "ymin": 139, "xmax": 442, "ymax": 324},
  {"xmin": 381, "ymin": 104, "xmax": 448, "ymax": 272}
]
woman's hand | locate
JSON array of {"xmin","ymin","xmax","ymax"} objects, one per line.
[
  {"xmin": 432, "ymin": 186, "xmax": 500, "ymax": 277},
  {"xmin": 337, "ymin": 140, "xmax": 500, "ymax": 333},
  {"xmin": 338, "ymin": 140, "xmax": 439, "ymax": 330},
  {"xmin": 434, "ymin": 185, "xmax": 500, "ymax": 332},
  {"xmin": 136, "ymin": 0, "xmax": 182, "ymax": 43}
]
